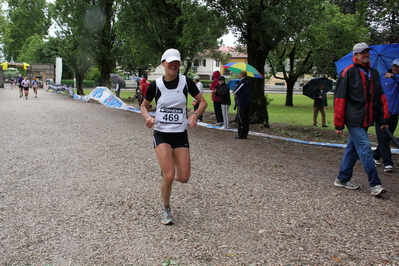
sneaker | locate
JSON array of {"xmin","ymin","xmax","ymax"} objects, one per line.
[
  {"xmin": 322, "ymin": 125, "xmax": 328, "ymax": 127},
  {"xmin": 161, "ymin": 207, "xmax": 174, "ymax": 225},
  {"xmin": 373, "ymin": 159, "xmax": 381, "ymax": 166},
  {"xmin": 370, "ymin": 185, "xmax": 386, "ymax": 196},
  {"xmin": 334, "ymin": 178, "xmax": 360, "ymax": 190},
  {"xmin": 384, "ymin": 165, "xmax": 393, "ymax": 172}
]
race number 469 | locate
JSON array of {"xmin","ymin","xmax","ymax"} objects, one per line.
[{"xmin": 158, "ymin": 107, "xmax": 183, "ymax": 124}]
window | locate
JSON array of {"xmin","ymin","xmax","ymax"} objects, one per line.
[
  {"xmin": 203, "ymin": 59, "xmax": 206, "ymax": 67},
  {"xmin": 194, "ymin": 59, "xmax": 199, "ymax": 67},
  {"xmin": 216, "ymin": 60, "xmax": 220, "ymax": 67}
]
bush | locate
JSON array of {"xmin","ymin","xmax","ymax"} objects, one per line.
[{"xmin": 60, "ymin": 79, "xmax": 97, "ymax": 88}]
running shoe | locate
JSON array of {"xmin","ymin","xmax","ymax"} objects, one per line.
[
  {"xmin": 334, "ymin": 178, "xmax": 360, "ymax": 190},
  {"xmin": 370, "ymin": 185, "xmax": 386, "ymax": 196},
  {"xmin": 373, "ymin": 159, "xmax": 381, "ymax": 166},
  {"xmin": 384, "ymin": 165, "xmax": 393, "ymax": 172},
  {"xmin": 161, "ymin": 207, "xmax": 174, "ymax": 225}
]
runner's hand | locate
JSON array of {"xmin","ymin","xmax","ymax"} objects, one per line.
[{"xmin": 145, "ymin": 117, "xmax": 155, "ymax": 128}]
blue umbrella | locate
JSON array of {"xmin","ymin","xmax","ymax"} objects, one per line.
[
  {"xmin": 335, "ymin": 43, "xmax": 399, "ymax": 75},
  {"xmin": 227, "ymin": 79, "xmax": 240, "ymax": 90},
  {"xmin": 131, "ymin": 76, "xmax": 142, "ymax": 82}
]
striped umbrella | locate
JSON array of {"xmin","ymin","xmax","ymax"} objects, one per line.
[{"xmin": 223, "ymin": 62, "xmax": 264, "ymax": 78}]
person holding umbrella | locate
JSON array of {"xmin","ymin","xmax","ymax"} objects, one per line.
[
  {"xmin": 233, "ymin": 71, "xmax": 252, "ymax": 139},
  {"xmin": 373, "ymin": 58, "xmax": 399, "ymax": 172},
  {"xmin": 334, "ymin": 42, "xmax": 389, "ymax": 196},
  {"xmin": 312, "ymin": 83, "xmax": 328, "ymax": 127}
]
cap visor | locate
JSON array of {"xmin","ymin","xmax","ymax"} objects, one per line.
[{"xmin": 165, "ymin": 57, "xmax": 181, "ymax": 63}]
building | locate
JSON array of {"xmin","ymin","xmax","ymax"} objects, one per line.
[
  {"xmin": 147, "ymin": 46, "xmax": 247, "ymax": 81},
  {"xmin": 146, "ymin": 46, "xmax": 311, "ymax": 92}
]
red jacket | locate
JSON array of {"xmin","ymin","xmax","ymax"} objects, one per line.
[
  {"xmin": 334, "ymin": 58, "xmax": 389, "ymax": 130},
  {"xmin": 210, "ymin": 71, "xmax": 221, "ymax": 102}
]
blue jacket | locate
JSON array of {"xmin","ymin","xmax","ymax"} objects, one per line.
[
  {"xmin": 380, "ymin": 73, "xmax": 399, "ymax": 116},
  {"xmin": 233, "ymin": 77, "xmax": 252, "ymax": 107}
]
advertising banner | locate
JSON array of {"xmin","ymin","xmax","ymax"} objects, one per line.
[{"xmin": 73, "ymin": 87, "xmax": 140, "ymax": 113}]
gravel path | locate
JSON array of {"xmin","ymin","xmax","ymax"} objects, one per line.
[{"xmin": 0, "ymin": 87, "xmax": 398, "ymax": 265}]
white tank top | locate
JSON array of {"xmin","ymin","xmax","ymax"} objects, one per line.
[{"xmin": 154, "ymin": 75, "xmax": 188, "ymax": 132}]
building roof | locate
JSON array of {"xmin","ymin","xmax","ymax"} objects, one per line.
[{"xmin": 219, "ymin": 46, "xmax": 247, "ymax": 59}]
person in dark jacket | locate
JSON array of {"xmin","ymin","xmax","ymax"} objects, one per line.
[
  {"xmin": 215, "ymin": 76, "xmax": 231, "ymax": 129},
  {"xmin": 373, "ymin": 58, "xmax": 399, "ymax": 172},
  {"xmin": 312, "ymin": 83, "xmax": 328, "ymax": 127},
  {"xmin": 334, "ymin": 42, "xmax": 389, "ymax": 196},
  {"xmin": 233, "ymin": 71, "xmax": 252, "ymax": 139}
]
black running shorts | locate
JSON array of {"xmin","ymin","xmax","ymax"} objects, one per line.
[{"xmin": 153, "ymin": 130, "xmax": 189, "ymax": 149}]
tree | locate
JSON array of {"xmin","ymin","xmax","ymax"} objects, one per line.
[
  {"xmin": 17, "ymin": 34, "xmax": 45, "ymax": 63},
  {"xmin": 207, "ymin": 0, "xmax": 324, "ymax": 127},
  {"xmin": 117, "ymin": 0, "xmax": 227, "ymax": 76},
  {"xmin": 331, "ymin": 0, "xmax": 399, "ymax": 44},
  {"xmin": 3, "ymin": 0, "xmax": 50, "ymax": 61},
  {"xmin": 267, "ymin": 3, "xmax": 368, "ymax": 106},
  {"xmin": 0, "ymin": 0, "xmax": 7, "ymax": 59},
  {"xmin": 54, "ymin": 0, "xmax": 120, "ymax": 90}
]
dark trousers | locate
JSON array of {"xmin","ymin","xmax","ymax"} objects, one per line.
[
  {"xmin": 213, "ymin": 101, "xmax": 223, "ymax": 123},
  {"xmin": 374, "ymin": 115, "xmax": 399, "ymax": 166},
  {"xmin": 237, "ymin": 105, "xmax": 250, "ymax": 138},
  {"xmin": 193, "ymin": 102, "xmax": 203, "ymax": 121}
]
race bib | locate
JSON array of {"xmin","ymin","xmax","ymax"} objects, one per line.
[{"xmin": 157, "ymin": 107, "xmax": 183, "ymax": 124}]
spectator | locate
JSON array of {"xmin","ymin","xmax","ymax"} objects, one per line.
[
  {"xmin": 210, "ymin": 70, "xmax": 223, "ymax": 126},
  {"xmin": 192, "ymin": 76, "xmax": 204, "ymax": 122},
  {"xmin": 233, "ymin": 71, "xmax": 252, "ymax": 139},
  {"xmin": 312, "ymin": 83, "xmax": 328, "ymax": 127},
  {"xmin": 334, "ymin": 42, "xmax": 389, "ymax": 196},
  {"xmin": 139, "ymin": 78, "xmax": 149, "ymax": 107},
  {"xmin": 373, "ymin": 58, "xmax": 399, "ymax": 172},
  {"xmin": 215, "ymin": 76, "xmax": 231, "ymax": 129}
]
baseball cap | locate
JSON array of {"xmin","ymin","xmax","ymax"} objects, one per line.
[
  {"xmin": 193, "ymin": 76, "xmax": 200, "ymax": 81},
  {"xmin": 161, "ymin": 48, "xmax": 181, "ymax": 63},
  {"xmin": 218, "ymin": 76, "xmax": 226, "ymax": 81},
  {"xmin": 392, "ymin": 59, "xmax": 399, "ymax": 66},
  {"xmin": 353, "ymin": 42, "xmax": 372, "ymax": 54}
]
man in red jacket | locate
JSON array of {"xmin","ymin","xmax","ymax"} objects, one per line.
[{"xmin": 334, "ymin": 42, "xmax": 389, "ymax": 196}]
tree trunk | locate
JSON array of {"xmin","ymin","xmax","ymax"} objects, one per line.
[
  {"xmin": 76, "ymin": 74, "xmax": 85, "ymax": 95},
  {"xmin": 247, "ymin": 46, "xmax": 270, "ymax": 128},
  {"xmin": 285, "ymin": 78, "xmax": 296, "ymax": 106}
]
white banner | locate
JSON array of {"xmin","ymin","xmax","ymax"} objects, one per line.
[
  {"xmin": 73, "ymin": 87, "xmax": 141, "ymax": 113},
  {"xmin": 55, "ymin": 57, "xmax": 62, "ymax": 85}
]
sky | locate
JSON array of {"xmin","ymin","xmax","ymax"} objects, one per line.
[{"xmin": 220, "ymin": 31, "xmax": 237, "ymax": 47}]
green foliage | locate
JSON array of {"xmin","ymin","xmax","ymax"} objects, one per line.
[
  {"xmin": 116, "ymin": 0, "xmax": 227, "ymax": 76},
  {"xmin": 266, "ymin": 2, "xmax": 368, "ymax": 106},
  {"xmin": 309, "ymin": 4, "xmax": 368, "ymax": 78},
  {"xmin": 3, "ymin": 69, "xmax": 19, "ymax": 80},
  {"xmin": 86, "ymin": 67, "xmax": 101, "ymax": 83},
  {"xmin": 3, "ymin": 0, "xmax": 50, "ymax": 61},
  {"xmin": 17, "ymin": 34, "xmax": 45, "ymax": 63},
  {"xmin": 161, "ymin": 258, "xmax": 178, "ymax": 266},
  {"xmin": 332, "ymin": 0, "xmax": 399, "ymax": 44},
  {"xmin": 0, "ymin": 2, "xmax": 7, "ymax": 57},
  {"xmin": 60, "ymin": 79, "xmax": 74, "ymax": 87}
]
